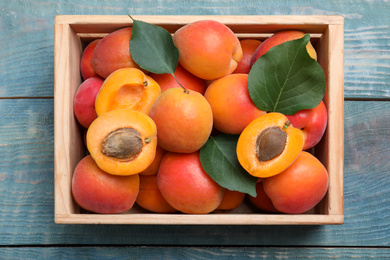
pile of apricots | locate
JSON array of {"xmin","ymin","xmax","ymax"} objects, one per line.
[{"xmin": 72, "ymin": 20, "xmax": 329, "ymax": 215}]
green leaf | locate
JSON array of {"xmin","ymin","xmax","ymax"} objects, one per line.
[
  {"xmin": 200, "ymin": 134, "xmax": 258, "ymax": 197},
  {"xmin": 248, "ymin": 34, "xmax": 326, "ymax": 115},
  {"xmin": 129, "ymin": 16, "xmax": 179, "ymax": 74}
]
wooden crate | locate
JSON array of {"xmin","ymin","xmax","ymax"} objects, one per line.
[{"xmin": 54, "ymin": 15, "xmax": 344, "ymax": 225}]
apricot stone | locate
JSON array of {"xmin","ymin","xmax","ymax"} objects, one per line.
[{"xmin": 173, "ymin": 20, "xmax": 242, "ymax": 80}]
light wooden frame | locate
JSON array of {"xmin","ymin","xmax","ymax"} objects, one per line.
[{"xmin": 54, "ymin": 15, "xmax": 344, "ymax": 225}]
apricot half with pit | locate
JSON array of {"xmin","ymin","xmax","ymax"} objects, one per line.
[
  {"xmin": 237, "ymin": 112, "xmax": 304, "ymax": 178},
  {"xmin": 95, "ymin": 68, "xmax": 161, "ymax": 116},
  {"xmin": 87, "ymin": 109, "xmax": 157, "ymax": 176}
]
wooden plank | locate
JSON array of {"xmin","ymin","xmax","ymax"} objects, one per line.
[
  {"xmin": 0, "ymin": 99, "xmax": 389, "ymax": 246},
  {"xmin": 0, "ymin": 247, "xmax": 389, "ymax": 259},
  {"xmin": 0, "ymin": 0, "xmax": 389, "ymax": 99}
]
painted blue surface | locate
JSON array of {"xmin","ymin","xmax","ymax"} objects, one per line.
[{"xmin": 0, "ymin": 0, "xmax": 389, "ymax": 258}]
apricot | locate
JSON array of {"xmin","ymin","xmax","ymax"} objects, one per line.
[
  {"xmin": 263, "ymin": 151, "xmax": 328, "ymax": 214},
  {"xmin": 73, "ymin": 77, "xmax": 104, "ymax": 128},
  {"xmin": 95, "ymin": 68, "xmax": 161, "ymax": 116},
  {"xmin": 233, "ymin": 39, "xmax": 262, "ymax": 74},
  {"xmin": 250, "ymin": 30, "xmax": 317, "ymax": 68},
  {"xmin": 72, "ymin": 155, "xmax": 139, "ymax": 214},
  {"xmin": 215, "ymin": 189, "xmax": 246, "ymax": 212},
  {"xmin": 204, "ymin": 73, "xmax": 266, "ymax": 134},
  {"xmin": 237, "ymin": 112, "xmax": 304, "ymax": 178},
  {"xmin": 139, "ymin": 145, "xmax": 166, "ymax": 176},
  {"xmin": 87, "ymin": 109, "xmax": 157, "ymax": 176},
  {"xmin": 80, "ymin": 39, "xmax": 101, "ymax": 80},
  {"xmin": 150, "ymin": 63, "xmax": 208, "ymax": 95},
  {"xmin": 249, "ymin": 181, "xmax": 279, "ymax": 213},
  {"xmin": 286, "ymin": 100, "xmax": 328, "ymax": 150},
  {"xmin": 157, "ymin": 151, "xmax": 224, "ymax": 214},
  {"xmin": 173, "ymin": 20, "xmax": 243, "ymax": 80},
  {"xmin": 136, "ymin": 174, "xmax": 177, "ymax": 213},
  {"xmin": 149, "ymin": 87, "xmax": 213, "ymax": 153},
  {"xmin": 92, "ymin": 27, "xmax": 142, "ymax": 78}
]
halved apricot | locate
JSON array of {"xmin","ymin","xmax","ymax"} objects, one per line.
[
  {"xmin": 237, "ymin": 112, "xmax": 303, "ymax": 178},
  {"xmin": 87, "ymin": 109, "xmax": 157, "ymax": 176},
  {"xmin": 95, "ymin": 68, "xmax": 161, "ymax": 116}
]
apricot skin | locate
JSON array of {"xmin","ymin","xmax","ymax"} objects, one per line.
[
  {"xmin": 150, "ymin": 64, "xmax": 208, "ymax": 95},
  {"xmin": 233, "ymin": 39, "xmax": 262, "ymax": 74},
  {"xmin": 157, "ymin": 152, "xmax": 224, "ymax": 214},
  {"xmin": 215, "ymin": 189, "xmax": 246, "ymax": 212},
  {"xmin": 249, "ymin": 181, "xmax": 279, "ymax": 213},
  {"xmin": 204, "ymin": 73, "xmax": 266, "ymax": 134},
  {"xmin": 250, "ymin": 30, "xmax": 317, "ymax": 68},
  {"xmin": 139, "ymin": 145, "xmax": 166, "ymax": 176},
  {"xmin": 149, "ymin": 88, "xmax": 213, "ymax": 153},
  {"xmin": 173, "ymin": 20, "xmax": 243, "ymax": 80},
  {"xmin": 263, "ymin": 151, "xmax": 328, "ymax": 214},
  {"xmin": 92, "ymin": 27, "xmax": 142, "ymax": 78},
  {"xmin": 80, "ymin": 39, "xmax": 101, "ymax": 80},
  {"xmin": 287, "ymin": 100, "xmax": 328, "ymax": 150},
  {"xmin": 136, "ymin": 174, "xmax": 177, "ymax": 213},
  {"xmin": 73, "ymin": 77, "xmax": 104, "ymax": 128},
  {"xmin": 71, "ymin": 155, "xmax": 139, "ymax": 214}
]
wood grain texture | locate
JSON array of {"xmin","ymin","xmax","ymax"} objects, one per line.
[
  {"xmin": 0, "ymin": 0, "xmax": 389, "ymax": 98},
  {"xmin": 0, "ymin": 247, "xmax": 390, "ymax": 259},
  {"xmin": 0, "ymin": 99, "xmax": 389, "ymax": 246}
]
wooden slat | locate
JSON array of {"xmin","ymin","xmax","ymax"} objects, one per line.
[
  {"xmin": 0, "ymin": 247, "xmax": 389, "ymax": 259},
  {"xmin": 0, "ymin": 99, "xmax": 389, "ymax": 246}
]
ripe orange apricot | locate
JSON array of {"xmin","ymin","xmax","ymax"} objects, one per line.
[
  {"xmin": 263, "ymin": 151, "xmax": 329, "ymax": 214},
  {"xmin": 237, "ymin": 112, "xmax": 304, "ymax": 178},
  {"xmin": 204, "ymin": 73, "xmax": 266, "ymax": 134},
  {"xmin": 214, "ymin": 189, "xmax": 246, "ymax": 212},
  {"xmin": 248, "ymin": 181, "xmax": 279, "ymax": 213},
  {"xmin": 87, "ymin": 109, "xmax": 157, "ymax": 176},
  {"xmin": 80, "ymin": 39, "xmax": 101, "ymax": 80},
  {"xmin": 95, "ymin": 68, "xmax": 161, "ymax": 116},
  {"xmin": 233, "ymin": 39, "xmax": 262, "ymax": 74},
  {"xmin": 136, "ymin": 174, "xmax": 177, "ymax": 213},
  {"xmin": 149, "ymin": 87, "xmax": 213, "ymax": 153},
  {"xmin": 150, "ymin": 64, "xmax": 208, "ymax": 95}
]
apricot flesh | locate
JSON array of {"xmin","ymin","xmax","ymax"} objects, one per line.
[
  {"xmin": 173, "ymin": 20, "xmax": 243, "ymax": 80},
  {"xmin": 72, "ymin": 155, "xmax": 139, "ymax": 214},
  {"xmin": 95, "ymin": 68, "xmax": 161, "ymax": 116},
  {"xmin": 87, "ymin": 109, "xmax": 157, "ymax": 176},
  {"xmin": 149, "ymin": 88, "xmax": 213, "ymax": 153},
  {"xmin": 237, "ymin": 112, "xmax": 304, "ymax": 178}
]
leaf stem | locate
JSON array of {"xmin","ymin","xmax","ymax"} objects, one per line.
[{"xmin": 172, "ymin": 73, "xmax": 189, "ymax": 94}]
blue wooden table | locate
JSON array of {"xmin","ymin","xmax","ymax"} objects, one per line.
[{"xmin": 1, "ymin": 0, "xmax": 389, "ymax": 259}]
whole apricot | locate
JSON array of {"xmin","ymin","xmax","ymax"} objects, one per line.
[
  {"xmin": 139, "ymin": 145, "xmax": 166, "ymax": 176},
  {"xmin": 215, "ymin": 189, "xmax": 246, "ymax": 212},
  {"xmin": 287, "ymin": 100, "xmax": 328, "ymax": 150},
  {"xmin": 173, "ymin": 20, "xmax": 243, "ymax": 80},
  {"xmin": 249, "ymin": 181, "xmax": 279, "ymax": 213},
  {"xmin": 150, "ymin": 64, "xmax": 208, "ymax": 95},
  {"xmin": 250, "ymin": 30, "xmax": 317, "ymax": 68},
  {"xmin": 233, "ymin": 39, "xmax": 262, "ymax": 74},
  {"xmin": 87, "ymin": 109, "xmax": 157, "ymax": 176},
  {"xmin": 263, "ymin": 151, "xmax": 328, "ymax": 214},
  {"xmin": 157, "ymin": 152, "xmax": 224, "ymax": 214},
  {"xmin": 237, "ymin": 112, "xmax": 304, "ymax": 178},
  {"xmin": 80, "ymin": 39, "xmax": 101, "ymax": 80},
  {"xmin": 72, "ymin": 155, "xmax": 139, "ymax": 214},
  {"xmin": 92, "ymin": 27, "xmax": 142, "ymax": 78},
  {"xmin": 149, "ymin": 88, "xmax": 213, "ymax": 153},
  {"xmin": 73, "ymin": 77, "xmax": 104, "ymax": 128},
  {"xmin": 204, "ymin": 73, "xmax": 266, "ymax": 134}
]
